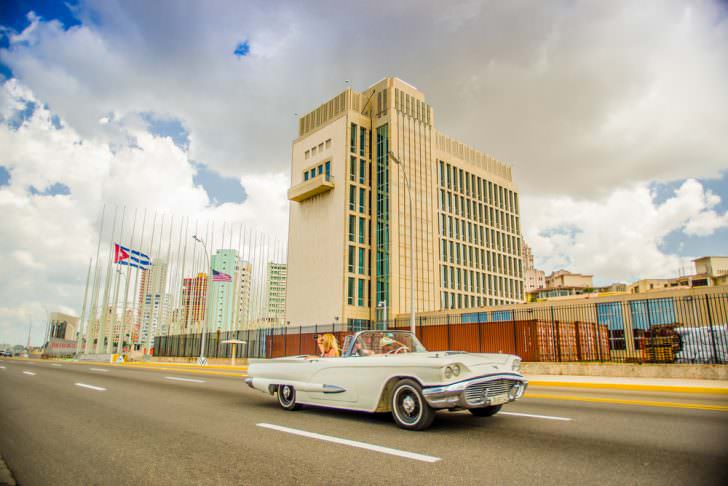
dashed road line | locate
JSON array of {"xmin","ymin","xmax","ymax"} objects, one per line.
[
  {"xmin": 164, "ymin": 376, "xmax": 206, "ymax": 383},
  {"xmin": 500, "ymin": 411, "xmax": 572, "ymax": 421},
  {"xmin": 75, "ymin": 383, "xmax": 107, "ymax": 391},
  {"xmin": 257, "ymin": 423, "xmax": 441, "ymax": 463},
  {"xmin": 23, "ymin": 371, "xmax": 36, "ymax": 376},
  {"xmin": 90, "ymin": 368, "xmax": 109, "ymax": 373}
]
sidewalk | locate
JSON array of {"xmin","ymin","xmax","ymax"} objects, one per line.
[{"xmin": 525, "ymin": 374, "xmax": 728, "ymax": 394}]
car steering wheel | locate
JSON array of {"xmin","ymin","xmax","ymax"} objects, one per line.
[{"xmin": 388, "ymin": 345, "xmax": 409, "ymax": 354}]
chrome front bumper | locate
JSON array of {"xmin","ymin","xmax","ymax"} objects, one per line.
[{"xmin": 422, "ymin": 373, "xmax": 528, "ymax": 409}]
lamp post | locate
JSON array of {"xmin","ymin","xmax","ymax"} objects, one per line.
[
  {"xmin": 388, "ymin": 152, "xmax": 416, "ymax": 335},
  {"xmin": 193, "ymin": 235, "xmax": 211, "ymax": 365},
  {"xmin": 377, "ymin": 300, "xmax": 387, "ymax": 330}
]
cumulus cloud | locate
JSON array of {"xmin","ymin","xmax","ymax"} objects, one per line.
[
  {"xmin": 522, "ymin": 179, "xmax": 728, "ymax": 284},
  {"xmin": 0, "ymin": 80, "xmax": 287, "ymax": 345}
]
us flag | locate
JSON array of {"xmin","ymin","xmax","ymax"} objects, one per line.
[{"xmin": 212, "ymin": 269, "xmax": 232, "ymax": 282}]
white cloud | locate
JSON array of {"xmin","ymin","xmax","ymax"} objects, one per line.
[
  {"xmin": 0, "ymin": 80, "xmax": 288, "ymax": 345},
  {"xmin": 522, "ymin": 179, "xmax": 728, "ymax": 284}
]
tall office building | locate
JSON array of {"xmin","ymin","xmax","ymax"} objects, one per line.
[
  {"xmin": 287, "ymin": 77, "xmax": 523, "ymax": 328},
  {"xmin": 236, "ymin": 260, "xmax": 253, "ymax": 328},
  {"xmin": 207, "ymin": 249, "xmax": 240, "ymax": 331},
  {"xmin": 180, "ymin": 273, "xmax": 207, "ymax": 333},
  {"xmin": 136, "ymin": 259, "xmax": 168, "ymax": 348},
  {"xmin": 266, "ymin": 262, "xmax": 287, "ymax": 322}
]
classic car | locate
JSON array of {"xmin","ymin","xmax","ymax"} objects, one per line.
[{"xmin": 245, "ymin": 330, "xmax": 527, "ymax": 430}]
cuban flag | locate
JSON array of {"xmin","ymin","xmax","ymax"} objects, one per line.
[
  {"xmin": 114, "ymin": 243, "xmax": 151, "ymax": 269},
  {"xmin": 212, "ymin": 269, "xmax": 232, "ymax": 282}
]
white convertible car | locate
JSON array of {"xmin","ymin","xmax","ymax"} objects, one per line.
[{"xmin": 246, "ymin": 330, "xmax": 527, "ymax": 430}]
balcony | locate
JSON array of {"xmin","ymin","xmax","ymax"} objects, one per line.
[{"xmin": 288, "ymin": 174, "xmax": 335, "ymax": 202}]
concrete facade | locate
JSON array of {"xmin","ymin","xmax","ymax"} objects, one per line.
[
  {"xmin": 265, "ymin": 262, "xmax": 287, "ymax": 322},
  {"xmin": 286, "ymin": 77, "xmax": 523, "ymax": 328},
  {"xmin": 48, "ymin": 312, "xmax": 79, "ymax": 341}
]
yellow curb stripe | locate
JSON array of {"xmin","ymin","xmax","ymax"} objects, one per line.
[
  {"xmin": 528, "ymin": 380, "xmax": 728, "ymax": 395},
  {"xmin": 525, "ymin": 392, "xmax": 728, "ymax": 412}
]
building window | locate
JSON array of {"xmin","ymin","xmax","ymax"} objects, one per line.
[
  {"xmin": 350, "ymin": 156, "xmax": 356, "ymax": 181},
  {"xmin": 325, "ymin": 139, "xmax": 331, "ymax": 149},
  {"xmin": 359, "ymin": 159, "xmax": 366, "ymax": 184},
  {"xmin": 317, "ymin": 164, "xmax": 323, "ymax": 175},
  {"xmin": 358, "ymin": 248, "xmax": 365, "ymax": 274},
  {"xmin": 348, "ymin": 246, "xmax": 355, "ymax": 272},
  {"xmin": 349, "ymin": 215, "xmax": 356, "ymax": 242},
  {"xmin": 349, "ymin": 186, "xmax": 356, "ymax": 210},
  {"xmin": 358, "ymin": 279, "xmax": 365, "ymax": 306},
  {"xmin": 360, "ymin": 127, "xmax": 366, "ymax": 157},
  {"xmin": 310, "ymin": 169, "xmax": 316, "ymax": 179},
  {"xmin": 325, "ymin": 161, "xmax": 331, "ymax": 177},
  {"xmin": 359, "ymin": 217, "xmax": 365, "ymax": 244},
  {"xmin": 359, "ymin": 188, "xmax": 365, "ymax": 213},
  {"xmin": 351, "ymin": 123, "xmax": 357, "ymax": 153},
  {"xmin": 305, "ymin": 150, "xmax": 310, "ymax": 159},
  {"xmin": 347, "ymin": 277, "xmax": 355, "ymax": 305},
  {"xmin": 304, "ymin": 172, "xmax": 309, "ymax": 181}
]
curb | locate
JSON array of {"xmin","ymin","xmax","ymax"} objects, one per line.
[{"xmin": 527, "ymin": 380, "xmax": 728, "ymax": 394}]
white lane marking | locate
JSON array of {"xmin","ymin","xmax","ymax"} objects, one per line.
[
  {"xmin": 165, "ymin": 376, "xmax": 206, "ymax": 383},
  {"xmin": 500, "ymin": 411, "xmax": 572, "ymax": 421},
  {"xmin": 0, "ymin": 366, "xmax": 5, "ymax": 369},
  {"xmin": 75, "ymin": 383, "xmax": 107, "ymax": 391},
  {"xmin": 51, "ymin": 364, "xmax": 62, "ymax": 367},
  {"xmin": 90, "ymin": 368, "xmax": 109, "ymax": 372},
  {"xmin": 23, "ymin": 371, "xmax": 36, "ymax": 375},
  {"xmin": 256, "ymin": 423, "xmax": 441, "ymax": 463}
]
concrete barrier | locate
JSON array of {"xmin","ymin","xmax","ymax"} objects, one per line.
[{"xmin": 522, "ymin": 362, "xmax": 728, "ymax": 380}]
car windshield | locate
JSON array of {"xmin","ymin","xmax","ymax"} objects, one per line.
[{"xmin": 350, "ymin": 331, "xmax": 427, "ymax": 356}]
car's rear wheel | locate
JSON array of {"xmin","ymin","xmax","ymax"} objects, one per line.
[
  {"xmin": 277, "ymin": 384, "xmax": 301, "ymax": 411},
  {"xmin": 390, "ymin": 379, "xmax": 436, "ymax": 430},
  {"xmin": 469, "ymin": 404, "xmax": 502, "ymax": 417}
]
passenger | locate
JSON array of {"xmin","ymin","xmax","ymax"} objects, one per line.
[{"xmin": 317, "ymin": 333, "xmax": 340, "ymax": 357}]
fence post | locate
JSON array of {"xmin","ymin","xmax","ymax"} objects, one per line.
[
  {"xmin": 284, "ymin": 324, "xmax": 288, "ymax": 357},
  {"xmin": 477, "ymin": 319, "xmax": 482, "ymax": 353},
  {"xmin": 299, "ymin": 325, "xmax": 302, "ymax": 355},
  {"xmin": 550, "ymin": 306, "xmax": 558, "ymax": 361},
  {"xmin": 447, "ymin": 316, "xmax": 451, "ymax": 350},
  {"xmin": 705, "ymin": 295, "xmax": 718, "ymax": 364},
  {"xmin": 512, "ymin": 309, "xmax": 517, "ymax": 355}
]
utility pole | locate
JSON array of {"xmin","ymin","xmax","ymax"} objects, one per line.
[{"xmin": 388, "ymin": 152, "xmax": 416, "ymax": 336}]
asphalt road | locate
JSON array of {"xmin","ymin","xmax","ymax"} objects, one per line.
[{"xmin": 1, "ymin": 358, "xmax": 727, "ymax": 486}]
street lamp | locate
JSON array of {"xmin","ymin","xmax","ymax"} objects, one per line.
[
  {"xmin": 193, "ymin": 234, "xmax": 211, "ymax": 366},
  {"xmin": 377, "ymin": 300, "xmax": 387, "ymax": 330},
  {"xmin": 388, "ymin": 152, "xmax": 416, "ymax": 336}
]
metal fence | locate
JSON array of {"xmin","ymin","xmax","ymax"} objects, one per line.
[{"xmin": 155, "ymin": 292, "xmax": 728, "ymax": 364}]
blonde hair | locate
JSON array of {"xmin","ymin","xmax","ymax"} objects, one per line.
[{"xmin": 320, "ymin": 333, "xmax": 340, "ymax": 356}]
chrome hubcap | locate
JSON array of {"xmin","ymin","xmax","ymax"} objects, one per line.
[
  {"xmin": 282, "ymin": 386, "xmax": 291, "ymax": 400},
  {"xmin": 402, "ymin": 395, "xmax": 416, "ymax": 415}
]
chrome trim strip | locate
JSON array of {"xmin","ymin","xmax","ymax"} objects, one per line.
[
  {"xmin": 244, "ymin": 378, "xmax": 254, "ymax": 388},
  {"xmin": 322, "ymin": 384, "xmax": 346, "ymax": 394},
  {"xmin": 421, "ymin": 374, "xmax": 528, "ymax": 409}
]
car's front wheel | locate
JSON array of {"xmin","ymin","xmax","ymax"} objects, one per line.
[
  {"xmin": 390, "ymin": 379, "xmax": 436, "ymax": 430},
  {"xmin": 277, "ymin": 384, "xmax": 301, "ymax": 411},
  {"xmin": 468, "ymin": 404, "xmax": 502, "ymax": 417}
]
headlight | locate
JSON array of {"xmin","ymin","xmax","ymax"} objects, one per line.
[
  {"xmin": 451, "ymin": 364, "xmax": 461, "ymax": 376},
  {"xmin": 443, "ymin": 366, "xmax": 453, "ymax": 379},
  {"xmin": 512, "ymin": 358, "xmax": 521, "ymax": 372}
]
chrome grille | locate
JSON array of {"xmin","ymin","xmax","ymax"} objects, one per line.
[{"xmin": 464, "ymin": 379, "xmax": 517, "ymax": 405}]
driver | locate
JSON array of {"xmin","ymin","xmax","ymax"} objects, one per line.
[{"xmin": 379, "ymin": 334, "xmax": 409, "ymax": 354}]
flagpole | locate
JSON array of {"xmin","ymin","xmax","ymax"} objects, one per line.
[
  {"xmin": 117, "ymin": 208, "xmax": 138, "ymax": 355},
  {"xmin": 83, "ymin": 204, "xmax": 106, "ymax": 354},
  {"xmin": 106, "ymin": 206, "xmax": 126, "ymax": 354},
  {"xmin": 95, "ymin": 205, "xmax": 118, "ymax": 354},
  {"xmin": 141, "ymin": 211, "xmax": 158, "ymax": 357},
  {"xmin": 131, "ymin": 209, "xmax": 148, "ymax": 351},
  {"xmin": 75, "ymin": 258, "xmax": 92, "ymax": 356}
]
